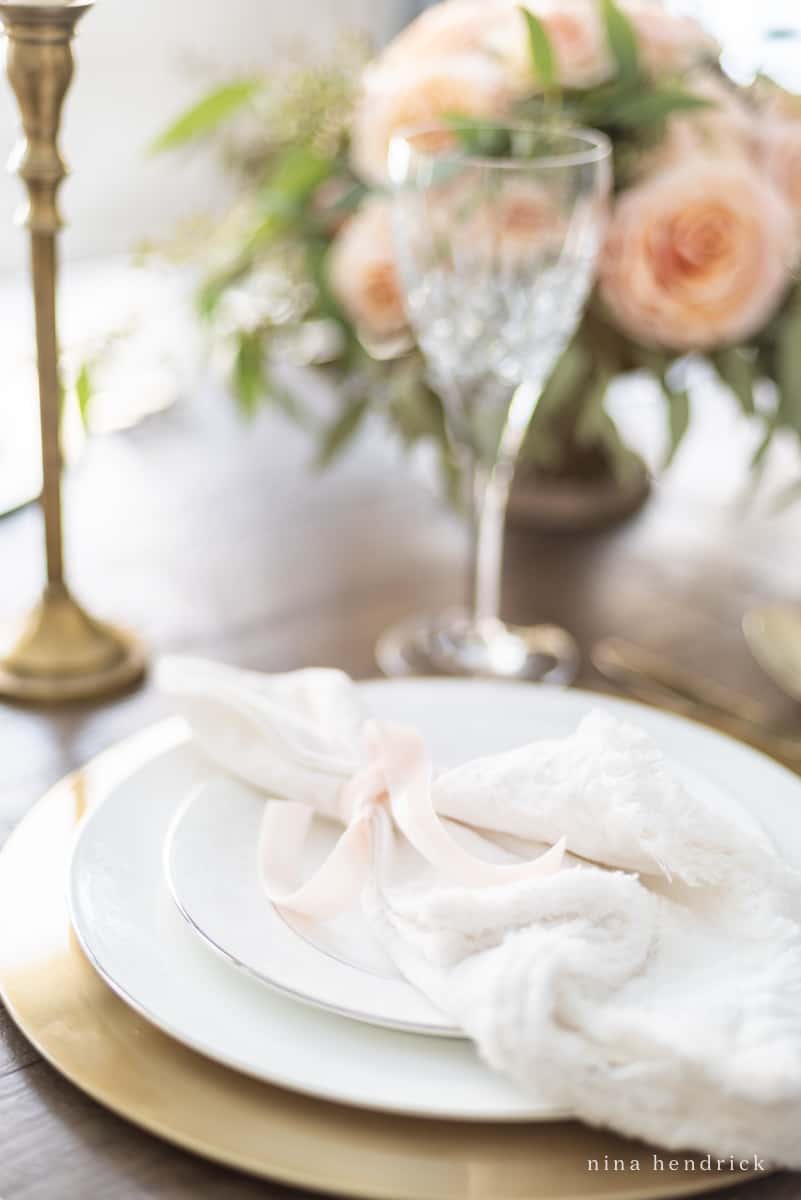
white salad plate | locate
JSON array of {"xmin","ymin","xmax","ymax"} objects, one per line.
[
  {"xmin": 68, "ymin": 678, "xmax": 801, "ymax": 1121},
  {"xmin": 165, "ymin": 778, "xmax": 459, "ymax": 1036}
]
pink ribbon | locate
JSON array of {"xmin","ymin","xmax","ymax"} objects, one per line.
[{"xmin": 260, "ymin": 720, "xmax": 565, "ymax": 920}]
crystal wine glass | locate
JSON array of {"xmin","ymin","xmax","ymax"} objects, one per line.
[{"xmin": 376, "ymin": 121, "xmax": 611, "ymax": 681}]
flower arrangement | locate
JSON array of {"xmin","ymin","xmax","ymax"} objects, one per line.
[{"xmin": 155, "ymin": 1, "xmax": 801, "ymax": 493}]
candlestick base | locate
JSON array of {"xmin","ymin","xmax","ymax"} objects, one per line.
[{"xmin": 0, "ymin": 584, "xmax": 146, "ymax": 704}]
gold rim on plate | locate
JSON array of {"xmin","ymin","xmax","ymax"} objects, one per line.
[{"xmin": 0, "ymin": 722, "xmax": 763, "ymax": 1199}]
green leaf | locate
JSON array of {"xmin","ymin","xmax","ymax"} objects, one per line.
[
  {"xmin": 601, "ymin": 0, "xmax": 640, "ymax": 84},
  {"xmin": 75, "ymin": 362, "xmax": 93, "ymax": 425},
  {"xmin": 751, "ymin": 414, "xmax": 779, "ymax": 469},
  {"xmin": 387, "ymin": 359, "xmax": 447, "ymax": 445},
  {"xmin": 232, "ymin": 331, "xmax": 266, "ymax": 417},
  {"xmin": 260, "ymin": 143, "xmax": 332, "ymax": 212},
  {"xmin": 263, "ymin": 367, "xmax": 309, "ymax": 427},
  {"xmin": 661, "ymin": 378, "xmax": 690, "ymax": 467},
  {"xmin": 437, "ymin": 442, "xmax": 463, "ymax": 509},
  {"xmin": 444, "ymin": 114, "xmax": 513, "ymax": 158},
  {"xmin": 316, "ymin": 397, "xmax": 369, "ymax": 467},
  {"xmin": 535, "ymin": 339, "xmax": 592, "ymax": 420},
  {"xmin": 602, "ymin": 87, "xmax": 711, "ymax": 128},
  {"xmin": 310, "ymin": 236, "xmax": 352, "ymax": 326},
  {"xmin": 709, "ymin": 346, "xmax": 755, "ymax": 416},
  {"xmin": 151, "ymin": 79, "xmax": 261, "ymax": 153},
  {"xmin": 445, "ymin": 111, "xmax": 570, "ymax": 160},
  {"xmin": 777, "ymin": 301, "xmax": 801, "ymax": 433},
  {"xmin": 241, "ymin": 147, "xmax": 332, "ymax": 250},
  {"xmin": 569, "ymin": 76, "xmax": 636, "ymax": 118},
  {"xmin": 575, "ymin": 369, "xmax": 611, "ymax": 446},
  {"xmin": 195, "ymin": 258, "xmax": 252, "ymax": 320},
  {"xmin": 519, "ymin": 7, "xmax": 557, "ymax": 91}
]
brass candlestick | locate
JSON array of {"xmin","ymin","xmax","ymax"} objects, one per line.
[{"xmin": 0, "ymin": 1, "xmax": 145, "ymax": 703}]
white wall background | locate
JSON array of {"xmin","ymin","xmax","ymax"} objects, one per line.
[{"xmin": 0, "ymin": 0, "xmax": 407, "ymax": 273}]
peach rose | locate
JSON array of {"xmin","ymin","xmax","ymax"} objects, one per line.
[
  {"xmin": 350, "ymin": 55, "xmax": 513, "ymax": 186},
  {"xmin": 621, "ymin": 1, "xmax": 718, "ymax": 76},
  {"xmin": 493, "ymin": 0, "xmax": 614, "ymax": 90},
  {"xmin": 378, "ymin": 0, "xmax": 513, "ymax": 67},
  {"xmin": 327, "ymin": 199, "xmax": 407, "ymax": 341},
  {"xmin": 599, "ymin": 160, "xmax": 795, "ymax": 350},
  {"xmin": 761, "ymin": 118, "xmax": 801, "ymax": 221}
]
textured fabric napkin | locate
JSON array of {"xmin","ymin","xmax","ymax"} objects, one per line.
[{"xmin": 159, "ymin": 656, "xmax": 801, "ymax": 1168}]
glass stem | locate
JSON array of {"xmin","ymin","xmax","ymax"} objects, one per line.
[
  {"xmin": 467, "ymin": 379, "xmax": 543, "ymax": 629},
  {"xmin": 469, "ymin": 457, "xmax": 512, "ymax": 626}
]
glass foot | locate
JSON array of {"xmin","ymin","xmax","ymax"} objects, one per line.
[{"xmin": 376, "ymin": 608, "xmax": 579, "ymax": 683}]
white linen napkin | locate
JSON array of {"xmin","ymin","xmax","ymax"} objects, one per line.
[{"xmin": 158, "ymin": 656, "xmax": 801, "ymax": 1168}]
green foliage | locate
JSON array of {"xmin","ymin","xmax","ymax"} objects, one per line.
[
  {"xmin": 75, "ymin": 362, "xmax": 93, "ymax": 425},
  {"xmin": 513, "ymin": 58, "xmax": 712, "ymax": 167},
  {"xmin": 150, "ymin": 80, "xmax": 262, "ymax": 153},
  {"xmin": 751, "ymin": 408, "xmax": 781, "ymax": 471},
  {"xmin": 519, "ymin": 7, "xmax": 557, "ymax": 93},
  {"xmin": 384, "ymin": 356, "xmax": 445, "ymax": 443},
  {"xmin": 596, "ymin": 86, "xmax": 711, "ymax": 128},
  {"xmin": 536, "ymin": 339, "xmax": 594, "ymax": 420},
  {"xmin": 569, "ymin": 75, "xmax": 711, "ymax": 135},
  {"xmin": 380, "ymin": 352, "xmax": 461, "ymax": 500},
  {"xmin": 260, "ymin": 143, "xmax": 332, "ymax": 214},
  {"xmin": 709, "ymin": 347, "xmax": 755, "ymax": 416},
  {"xmin": 445, "ymin": 114, "xmax": 518, "ymax": 157},
  {"xmin": 316, "ymin": 395, "xmax": 370, "ymax": 466},
  {"xmin": 574, "ymin": 367, "xmax": 611, "ymax": 446},
  {"xmin": 232, "ymin": 331, "xmax": 267, "ymax": 417},
  {"xmin": 601, "ymin": 0, "xmax": 639, "ymax": 84},
  {"xmin": 776, "ymin": 296, "xmax": 801, "ymax": 434},
  {"xmin": 196, "ymin": 264, "xmax": 248, "ymax": 321},
  {"xmin": 305, "ymin": 232, "xmax": 353, "ymax": 335},
  {"xmin": 660, "ymin": 376, "xmax": 691, "ymax": 467},
  {"xmin": 730, "ymin": 287, "xmax": 801, "ymax": 471}
]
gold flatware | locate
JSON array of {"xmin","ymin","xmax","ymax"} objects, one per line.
[
  {"xmin": 592, "ymin": 637, "xmax": 801, "ymax": 770},
  {"xmin": 743, "ymin": 605, "xmax": 801, "ymax": 704}
]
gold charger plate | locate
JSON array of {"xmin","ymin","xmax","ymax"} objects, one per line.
[{"xmin": 0, "ymin": 724, "xmax": 760, "ymax": 1199}]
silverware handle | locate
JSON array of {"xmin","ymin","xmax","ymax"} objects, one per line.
[{"xmin": 592, "ymin": 638, "xmax": 801, "ymax": 770}]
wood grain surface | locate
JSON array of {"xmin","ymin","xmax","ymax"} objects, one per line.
[{"xmin": 1, "ymin": 382, "xmax": 801, "ymax": 1199}]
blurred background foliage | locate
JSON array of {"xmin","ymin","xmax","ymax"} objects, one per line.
[{"xmin": 132, "ymin": 3, "xmax": 801, "ymax": 505}]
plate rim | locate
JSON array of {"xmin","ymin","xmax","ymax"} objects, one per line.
[{"xmin": 162, "ymin": 788, "xmax": 462, "ymax": 1039}]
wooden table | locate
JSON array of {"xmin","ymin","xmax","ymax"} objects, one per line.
[{"xmin": 1, "ymin": 382, "xmax": 801, "ymax": 1199}]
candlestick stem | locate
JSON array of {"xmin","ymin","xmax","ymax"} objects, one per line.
[
  {"xmin": 0, "ymin": 1, "xmax": 146, "ymax": 703},
  {"xmin": 32, "ymin": 231, "xmax": 64, "ymax": 586}
]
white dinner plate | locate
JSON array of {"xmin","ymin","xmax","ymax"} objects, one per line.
[
  {"xmin": 165, "ymin": 775, "xmax": 480, "ymax": 1036},
  {"xmin": 68, "ymin": 679, "xmax": 801, "ymax": 1121}
]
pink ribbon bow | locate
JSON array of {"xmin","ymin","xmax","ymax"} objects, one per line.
[{"xmin": 260, "ymin": 720, "xmax": 566, "ymax": 920}]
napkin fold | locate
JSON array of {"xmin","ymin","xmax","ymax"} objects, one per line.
[{"xmin": 159, "ymin": 656, "xmax": 801, "ymax": 1169}]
